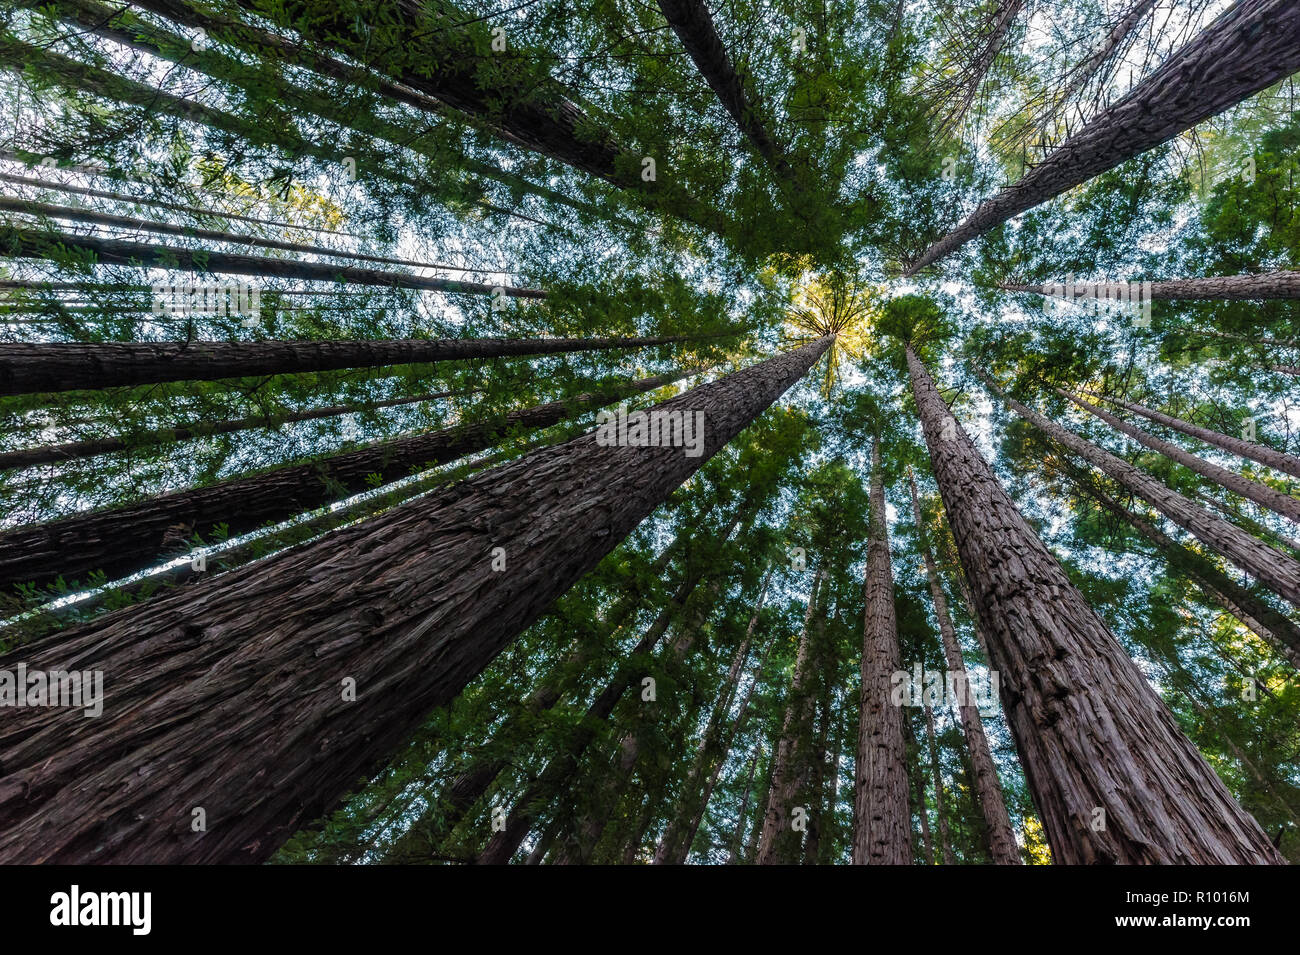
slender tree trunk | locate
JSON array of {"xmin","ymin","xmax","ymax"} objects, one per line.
[
  {"xmin": 1003, "ymin": 270, "xmax": 1300, "ymax": 300},
  {"xmin": 1079, "ymin": 477, "xmax": 1300, "ymax": 670},
  {"xmin": 0, "ymin": 369, "xmax": 699, "ymax": 593},
  {"xmin": 903, "ymin": 712, "xmax": 934, "ymax": 865},
  {"xmin": 906, "ymin": 0, "xmax": 1300, "ymax": 273},
  {"xmin": 755, "ymin": 567, "xmax": 826, "ymax": 864},
  {"xmin": 981, "ymin": 373, "xmax": 1300, "ymax": 610},
  {"xmin": 909, "ymin": 344, "xmax": 1283, "ymax": 863},
  {"xmin": 0, "ymin": 332, "xmax": 698, "ymax": 396},
  {"xmin": 1061, "ymin": 389, "xmax": 1300, "ymax": 523},
  {"xmin": 725, "ymin": 747, "xmax": 761, "ymax": 864},
  {"xmin": 1080, "ymin": 389, "xmax": 1300, "ymax": 481},
  {"xmin": 852, "ymin": 440, "xmax": 912, "ymax": 864},
  {"xmin": 0, "ymin": 224, "xmax": 544, "ymax": 298},
  {"xmin": 0, "ymin": 338, "xmax": 831, "ymax": 864},
  {"xmin": 936, "ymin": 0, "xmax": 1026, "ymax": 139},
  {"xmin": 653, "ymin": 570, "xmax": 772, "ymax": 864},
  {"xmin": 922, "ymin": 701, "xmax": 956, "ymax": 864},
  {"xmin": 0, "ymin": 389, "xmax": 469, "ymax": 472},
  {"xmin": 1055, "ymin": 0, "xmax": 1158, "ymax": 110},
  {"xmin": 908, "ymin": 470, "xmax": 1021, "ymax": 863}
]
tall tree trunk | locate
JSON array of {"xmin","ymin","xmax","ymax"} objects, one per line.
[
  {"xmin": 1060, "ymin": 389, "xmax": 1300, "ymax": 524},
  {"xmin": 1003, "ymin": 270, "xmax": 1300, "ymax": 300},
  {"xmin": 0, "ymin": 332, "xmax": 698, "ymax": 396},
  {"xmin": 921, "ymin": 701, "xmax": 956, "ymax": 864},
  {"xmin": 934, "ymin": 0, "xmax": 1026, "ymax": 139},
  {"xmin": 1080, "ymin": 389, "xmax": 1300, "ymax": 481},
  {"xmin": 725, "ymin": 747, "xmax": 761, "ymax": 864},
  {"xmin": 653, "ymin": 570, "xmax": 772, "ymax": 864},
  {"xmin": 909, "ymin": 344, "xmax": 1283, "ymax": 863},
  {"xmin": 851, "ymin": 439, "xmax": 912, "ymax": 864},
  {"xmin": 906, "ymin": 0, "xmax": 1300, "ymax": 273},
  {"xmin": 1077, "ymin": 476, "xmax": 1300, "ymax": 670},
  {"xmin": 980, "ymin": 373, "xmax": 1300, "ymax": 609},
  {"xmin": 655, "ymin": 0, "xmax": 795, "ymax": 182},
  {"xmin": 0, "ymin": 338, "xmax": 831, "ymax": 864},
  {"xmin": 908, "ymin": 470, "xmax": 1021, "ymax": 863},
  {"xmin": 1055, "ymin": 0, "xmax": 1158, "ymax": 111},
  {"xmin": 0, "ymin": 369, "xmax": 700, "ymax": 593},
  {"xmin": 0, "ymin": 389, "xmax": 470, "ymax": 472},
  {"xmin": 904, "ymin": 713, "xmax": 935, "ymax": 865},
  {"xmin": 0, "ymin": 224, "xmax": 545, "ymax": 298},
  {"xmin": 756, "ymin": 567, "xmax": 827, "ymax": 864}
]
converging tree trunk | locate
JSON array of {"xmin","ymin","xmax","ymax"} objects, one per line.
[
  {"xmin": 0, "ymin": 337, "xmax": 831, "ymax": 864},
  {"xmin": 906, "ymin": 0, "xmax": 1300, "ymax": 273},
  {"xmin": 851, "ymin": 440, "xmax": 911, "ymax": 865},
  {"xmin": 909, "ymin": 344, "xmax": 1282, "ymax": 863}
]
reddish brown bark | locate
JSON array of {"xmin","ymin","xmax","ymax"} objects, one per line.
[
  {"xmin": 911, "ymin": 345, "xmax": 1282, "ymax": 863},
  {"xmin": 0, "ymin": 337, "xmax": 830, "ymax": 864}
]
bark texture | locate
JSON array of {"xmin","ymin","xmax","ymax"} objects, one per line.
[
  {"xmin": 906, "ymin": 0, "xmax": 1300, "ymax": 273},
  {"xmin": 0, "ymin": 338, "xmax": 829, "ymax": 864},
  {"xmin": 911, "ymin": 345, "xmax": 1282, "ymax": 863},
  {"xmin": 851, "ymin": 440, "xmax": 911, "ymax": 865}
]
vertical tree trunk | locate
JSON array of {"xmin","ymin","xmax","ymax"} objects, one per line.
[
  {"xmin": 909, "ymin": 470, "xmax": 1023, "ymax": 864},
  {"xmin": 921, "ymin": 701, "xmax": 957, "ymax": 864},
  {"xmin": 904, "ymin": 713, "xmax": 935, "ymax": 865},
  {"xmin": 852, "ymin": 440, "xmax": 912, "ymax": 864},
  {"xmin": 0, "ymin": 338, "xmax": 831, "ymax": 864},
  {"xmin": 982, "ymin": 373, "xmax": 1300, "ymax": 609},
  {"xmin": 756, "ymin": 567, "xmax": 827, "ymax": 864},
  {"xmin": 909, "ymin": 344, "xmax": 1283, "ymax": 863},
  {"xmin": 906, "ymin": 0, "xmax": 1300, "ymax": 273},
  {"xmin": 725, "ymin": 747, "xmax": 762, "ymax": 864}
]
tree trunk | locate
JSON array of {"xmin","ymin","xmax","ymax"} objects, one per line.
[
  {"xmin": 904, "ymin": 713, "xmax": 935, "ymax": 864},
  {"xmin": 0, "ymin": 224, "xmax": 545, "ymax": 298},
  {"xmin": 1081, "ymin": 388, "xmax": 1300, "ymax": 481},
  {"xmin": 921, "ymin": 701, "xmax": 956, "ymax": 864},
  {"xmin": 0, "ymin": 389, "xmax": 470, "ymax": 472},
  {"xmin": 1003, "ymin": 270, "xmax": 1300, "ymax": 300},
  {"xmin": 906, "ymin": 0, "xmax": 1300, "ymax": 273},
  {"xmin": 756, "ymin": 566, "xmax": 826, "ymax": 864},
  {"xmin": 724, "ymin": 748, "xmax": 761, "ymax": 864},
  {"xmin": 0, "ymin": 332, "xmax": 698, "ymax": 396},
  {"xmin": 0, "ymin": 369, "xmax": 699, "ymax": 593},
  {"xmin": 1056, "ymin": 0, "xmax": 1158, "ymax": 111},
  {"xmin": 851, "ymin": 439, "xmax": 912, "ymax": 864},
  {"xmin": 653, "ymin": 569, "xmax": 772, "ymax": 864},
  {"xmin": 910, "ymin": 344, "xmax": 1283, "ymax": 863},
  {"xmin": 1061, "ymin": 388, "xmax": 1300, "ymax": 523},
  {"xmin": 908, "ymin": 470, "xmax": 1021, "ymax": 863},
  {"xmin": 981, "ymin": 373, "xmax": 1300, "ymax": 610},
  {"xmin": 0, "ymin": 337, "xmax": 831, "ymax": 864},
  {"xmin": 935, "ymin": 0, "xmax": 1026, "ymax": 139}
]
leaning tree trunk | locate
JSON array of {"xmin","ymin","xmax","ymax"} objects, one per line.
[
  {"xmin": 921, "ymin": 701, "xmax": 956, "ymax": 864},
  {"xmin": 909, "ymin": 344, "xmax": 1283, "ymax": 863},
  {"xmin": 756, "ymin": 567, "xmax": 827, "ymax": 864},
  {"xmin": 851, "ymin": 440, "xmax": 912, "ymax": 865},
  {"xmin": 1060, "ymin": 389, "xmax": 1300, "ymax": 523},
  {"xmin": 0, "ymin": 331, "xmax": 701, "ymax": 396},
  {"xmin": 0, "ymin": 337, "xmax": 831, "ymax": 864},
  {"xmin": 0, "ymin": 389, "xmax": 470, "ymax": 472},
  {"xmin": 908, "ymin": 471, "xmax": 1021, "ymax": 864},
  {"xmin": 934, "ymin": 0, "xmax": 1026, "ymax": 140},
  {"xmin": 1054, "ymin": 0, "xmax": 1158, "ymax": 112},
  {"xmin": 1081, "ymin": 388, "xmax": 1300, "ymax": 481},
  {"xmin": 980, "ymin": 373, "xmax": 1300, "ymax": 610},
  {"xmin": 724, "ymin": 747, "xmax": 762, "ymax": 864},
  {"xmin": 906, "ymin": 0, "xmax": 1300, "ymax": 273},
  {"xmin": 0, "ymin": 369, "xmax": 701, "ymax": 593}
]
